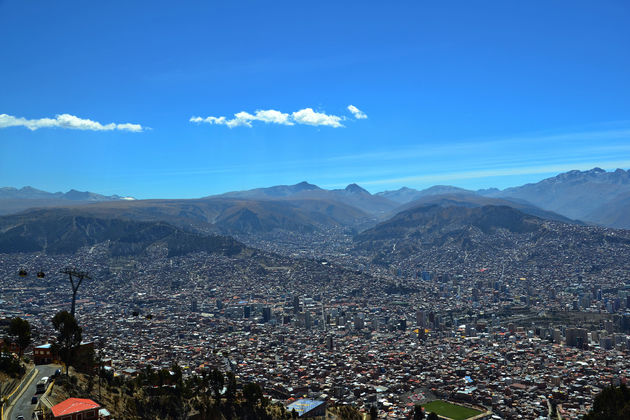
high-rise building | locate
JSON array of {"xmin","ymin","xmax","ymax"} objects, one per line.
[
  {"xmin": 305, "ymin": 310, "xmax": 312, "ymax": 329},
  {"xmin": 262, "ymin": 307, "xmax": 272, "ymax": 323},
  {"xmin": 398, "ymin": 319, "xmax": 407, "ymax": 331},
  {"xmin": 604, "ymin": 320, "xmax": 614, "ymax": 334},
  {"xmin": 293, "ymin": 296, "xmax": 300, "ymax": 314},
  {"xmin": 243, "ymin": 305, "xmax": 251, "ymax": 319},
  {"xmin": 326, "ymin": 335, "xmax": 334, "ymax": 351},
  {"xmin": 354, "ymin": 315, "xmax": 364, "ymax": 330},
  {"xmin": 600, "ymin": 335, "xmax": 614, "ymax": 350},
  {"xmin": 566, "ymin": 328, "xmax": 588, "ymax": 349},
  {"xmin": 416, "ymin": 310, "xmax": 425, "ymax": 327}
]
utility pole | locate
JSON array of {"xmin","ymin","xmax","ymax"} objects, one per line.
[{"xmin": 61, "ymin": 268, "xmax": 91, "ymax": 317}]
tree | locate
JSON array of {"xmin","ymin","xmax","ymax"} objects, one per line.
[
  {"xmin": 171, "ymin": 363, "xmax": 183, "ymax": 386},
  {"xmin": 8, "ymin": 317, "xmax": 31, "ymax": 358},
  {"xmin": 208, "ymin": 368, "xmax": 225, "ymax": 403},
  {"xmin": 583, "ymin": 384, "xmax": 630, "ymax": 420},
  {"xmin": 413, "ymin": 404, "xmax": 425, "ymax": 420},
  {"xmin": 243, "ymin": 382, "xmax": 263, "ymax": 407},
  {"xmin": 225, "ymin": 372, "xmax": 237, "ymax": 406},
  {"xmin": 52, "ymin": 311, "xmax": 82, "ymax": 375}
]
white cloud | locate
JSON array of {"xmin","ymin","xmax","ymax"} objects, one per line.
[
  {"xmin": 291, "ymin": 108, "xmax": 343, "ymax": 127},
  {"xmin": 0, "ymin": 113, "xmax": 145, "ymax": 132},
  {"xmin": 190, "ymin": 106, "xmax": 357, "ymax": 128},
  {"xmin": 190, "ymin": 109, "xmax": 294, "ymax": 128},
  {"xmin": 347, "ymin": 104, "xmax": 367, "ymax": 119},
  {"xmin": 253, "ymin": 109, "xmax": 293, "ymax": 125},
  {"xmin": 114, "ymin": 123, "xmax": 144, "ymax": 132}
]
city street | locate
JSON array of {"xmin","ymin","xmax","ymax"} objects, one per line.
[{"xmin": 6, "ymin": 364, "xmax": 59, "ymax": 420}]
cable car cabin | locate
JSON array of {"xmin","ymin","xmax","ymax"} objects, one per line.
[
  {"xmin": 19, "ymin": 269, "xmax": 28, "ymax": 277},
  {"xmin": 37, "ymin": 271, "xmax": 45, "ymax": 278}
]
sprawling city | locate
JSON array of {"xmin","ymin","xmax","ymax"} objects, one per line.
[{"xmin": 2, "ymin": 1, "xmax": 630, "ymax": 419}]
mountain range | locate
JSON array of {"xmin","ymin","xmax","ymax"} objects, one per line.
[
  {"xmin": 1, "ymin": 168, "xmax": 630, "ymax": 261},
  {"xmin": 480, "ymin": 168, "xmax": 630, "ymax": 228},
  {"xmin": 215, "ymin": 181, "xmax": 397, "ymax": 214},
  {"xmin": 1, "ymin": 168, "xmax": 629, "ymax": 240},
  {"xmin": 376, "ymin": 168, "xmax": 630, "ymax": 228},
  {"xmin": 0, "ymin": 210, "xmax": 244, "ymax": 257},
  {"xmin": 0, "ymin": 186, "xmax": 134, "ymax": 201},
  {"xmin": 0, "ymin": 186, "xmax": 134, "ymax": 216}
]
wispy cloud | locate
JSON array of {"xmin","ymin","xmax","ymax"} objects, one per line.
[
  {"xmin": 0, "ymin": 113, "xmax": 145, "ymax": 132},
  {"xmin": 347, "ymin": 105, "xmax": 367, "ymax": 119},
  {"xmin": 327, "ymin": 128, "xmax": 630, "ymax": 164},
  {"xmin": 190, "ymin": 105, "xmax": 365, "ymax": 128},
  {"xmin": 355, "ymin": 160, "xmax": 630, "ymax": 187}
]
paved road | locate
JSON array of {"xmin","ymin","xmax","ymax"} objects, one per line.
[{"xmin": 6, "ymin": 364, "xmax": 59, "ymax": 420}]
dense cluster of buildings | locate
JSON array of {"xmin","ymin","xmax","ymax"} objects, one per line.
[{"xmin": 2, "ymin": 226, "xmax": 630, "ymax": 418}]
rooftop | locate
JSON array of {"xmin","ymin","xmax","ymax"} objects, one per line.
[
  {"xmin": 51, "ymin": 398, "xmax": 101, "ymax": 417},
  {"xmin": 286, "ymin": 399, "xmax": 325, "ymax": 416}
]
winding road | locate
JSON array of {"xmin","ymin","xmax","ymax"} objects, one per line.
[{"xmin": 5, "ymin": 364, "xmax": 59, "ymax": 420}]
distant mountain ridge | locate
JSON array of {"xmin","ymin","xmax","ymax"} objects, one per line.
[
  {"xmin": 375, "ymin": 168, "xmax": 630, "ymax": 228},
  {"xmin": 354, "ymin": 204, "xmax": 546, "ymax": 264},
  {"xmin": 376, "ymin": 185, "xmax": 473, "ymax": 203},
  {"xmin": 214, "ymin": 181, "xmax": 397, "ymax": 215},
  {"xmin": 0, "ymin": 196, "xmax": 370, "ymax": 238},
  {"xmin": 2, "ymin": 167, "xmax": 629, "ymax": 232},
  {"xmin": 0, "ymin": 211, "xmax": 244, "ymax": 256},
  {"xmin": 395, "ymin": 193, "xmax": 579, "ymax": 225},
  {"xmin": 0, "ymin": 186, "xmax": 134, "ymax": 216},
  {"xmin": 354, "ymin": 202, "xmax": 630, "ymax": 271},
  {"xmin": 357, "ymin": 204, "xmax": 543, "ymax": 243},
  {"xmin": 213, "ymin": 181, "xmax": 322, "ymax": 199},
  {"xmin": 0, "ymin": 186, "xmax": 132, "ymax": 201},
  {"xmin": 482, "ymin": 168, "xmax": 630, "ymax": 227}
]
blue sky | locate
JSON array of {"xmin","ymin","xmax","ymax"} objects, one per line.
[{"xmin": 1, "ymin": 1, "xmax": 629, "ymax": 199}]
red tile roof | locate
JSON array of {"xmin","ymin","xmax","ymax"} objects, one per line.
[{"xmin": 51, "ymin": 398, "xmax": 101, "ymax": 416}]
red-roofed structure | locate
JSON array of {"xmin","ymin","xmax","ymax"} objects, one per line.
[{"xmin": 50, "ymin": 398, "xmax": 102, "ymax": 420}]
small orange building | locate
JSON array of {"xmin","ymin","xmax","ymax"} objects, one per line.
[{"xmin": 50, "ymin": 398, "xmax": 104, "ymax": 420}]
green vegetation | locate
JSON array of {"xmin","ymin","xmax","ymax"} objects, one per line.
[
  {"xmin": 8, "ymin": 317, "xmax": 31, "ymax": 358},
  {"xmin": 0, "ymin": 350, "xmax": 24, "ymax": 377},
  {"xmin": 421, "ymin": 400, "xmax": 482, "ymax": 420},
  {"xmin": 583, "ymin": 384, "xmax": 630, "ymax": 420},
  {"xmin": 329, "ymin": 405, "xmax": 362, "ymax": 420},
  {"xmin": 81, "ymin": 363, "xmax": 301, "ymax": 419},
  {"xmin": 413, "ymin": 404, "xmax": 425, "ymax": 419},
  {"xmin": 52, "ymin": 310, "xmax": 83, "ymax": 375}
]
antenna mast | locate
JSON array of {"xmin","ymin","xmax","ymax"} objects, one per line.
[{"xmin": 61, "ymin": 267, "xmax": 92, "ymax": 317}]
